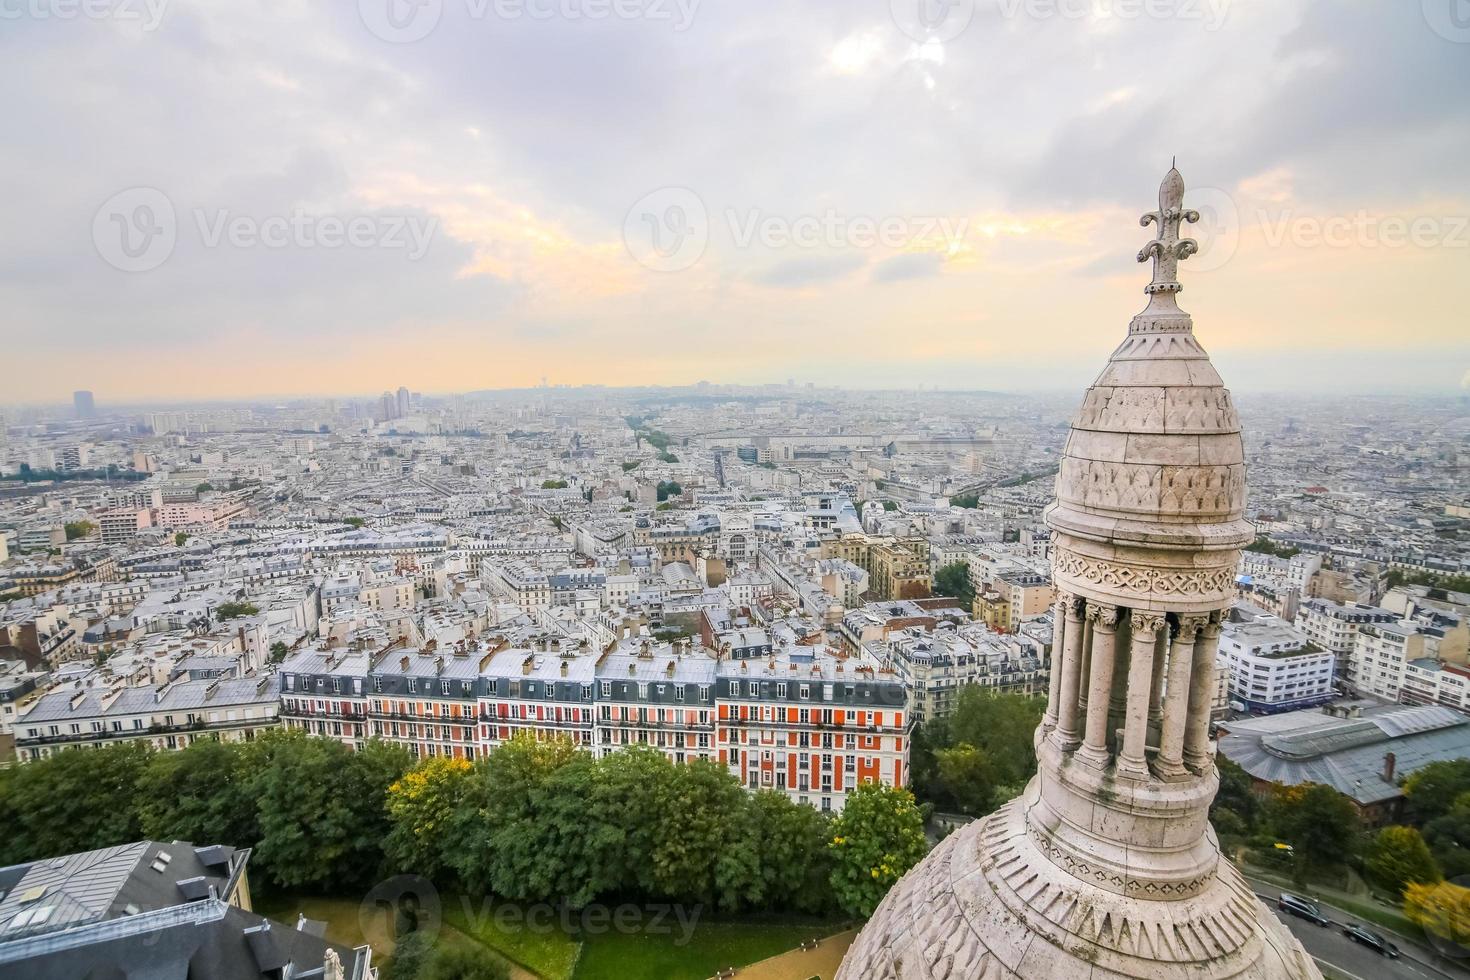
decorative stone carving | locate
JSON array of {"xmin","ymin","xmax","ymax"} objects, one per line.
[
  {"xmin": 1085, "ymin": 601, "xmax": 1119, "ymax": 627},
  {"xmin": 1130, "ymin": 611, "xmax": 1166, "ymax": 636},
  {"xmin": 1054, "ymin": 550, "xmax": 1236, "ymax": 600}
]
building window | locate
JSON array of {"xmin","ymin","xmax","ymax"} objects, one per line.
[
  {"xmin": 675, "ymin": 685, "xmax": 685, "ymax": 702},
  {"xmin": 777, "ymin": 683, "xmax": 787, "ymax": 698},
  {"xmin": 601, "ymin": 681, "xmax": 611, "ymax": 697}
]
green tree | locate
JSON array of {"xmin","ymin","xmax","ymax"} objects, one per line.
[
  {"xmin": 1405, "ymin": 759, "xmax": 1470, "ymax": 825},
  {"xmin": 0, "ymin": 742, "xmax": 151, "ymax": 864},
  {"xmin": 251, "ymin": 732, "xmax": 410, "ymax": 891},
  {"xmin": 1267, "ymin": 783, "xmax": 1360, "ymax": 875},
  {"xmin": 656, "ymin": 480, "xmax": 682, "ymax": 502},
  {"xmin": 386, "ymin": 930, "xmax": 434, "ymax": 980},
  {"xmin": 137, "ymin": 740, "xmax": 259, "ymax": 850},
  {"xmin": 447, "ymin": 734, "xmax": 582, "ymax": 897},
  {"xmin": 949, "ymin": 493, "xmax": 979, "ymax": 509},
  {"xmin": 932, "ymin": 744, "xmax": 997, "ymax": 815},
  {"xmin": 420, "ymin": 943, "xmax": 510, "ymax": 980},
  {"xmin": 384, "ymin": 757, "xmax": 475, "ymax": 881},
  {"xmin": 1424, "ymin": 791, "xmax": 1470, "ymax": 879},
  {"xmin": 215, "ymin": 602, "xmax": 260, "ymax": 620},
  {"xmin": 541, "ymin": 479, "xmax": 568, "ymax": 489},
  {"xmin": 945, "ymin": 688, "xmax": 1044, "ymax": 803},
  {"xmin": 175, "ymin": 531, "xmax": 190, "ymax": 546},
  {"xmin": 746, "ymin": 793, "xmax": 840, "ymax": 916},
  {"xmin": 828, "ymin": 784, "xmax": 928, "ymax": 918},
  {"xmin": 932, "ymin": 562, "xmax": 974, "ymax": 607},
  {"xmin": 1365, "ymin": 825, "xmax": 1442, "ymax": 896},
  {"xmin": 268, "ymin": 641, "xmax": 289, "ymax": 664},
  {"xmin": 64, "ymin": 520, "xmax": 95, "ymax": 541},
  {"xmin": 195, "ymin": 482, "xmax": 213, "ymax": 493}
]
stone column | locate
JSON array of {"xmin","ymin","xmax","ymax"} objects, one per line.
[
  {"xmin": 1148, "ymin": 627, "xmax": 1168, "ymax": 726},
  {"xmin": 1052, "ymin": 595, "xmax": 1086, "ymax": 750},
  {"xmin": 1184, "ymin": 614, "xmax": 1223, "ymax": 771},
  {"xmin": 1043, "ymin": 593, "xmax": 1070, "ymax": 732},
  {"xmin": 1154, "ymin": 615, "xmax": 1204, "ymax": 779},
  {"xmin": 1116, "ymin": 612, "xmax": 1163, "ymax": 779},
  {"xmin": 1076, "ymin": 603, "xmax": 1119, "ymax": 767}
]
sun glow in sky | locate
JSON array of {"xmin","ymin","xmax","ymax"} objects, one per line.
[{"xmin": 1, "ymin": 1, "xmax": 1467, "ymax": 403}]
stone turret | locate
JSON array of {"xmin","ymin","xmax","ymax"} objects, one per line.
[{"xmin": 837, "ymin": 168, "xmax": 1320, "ymax": 980}]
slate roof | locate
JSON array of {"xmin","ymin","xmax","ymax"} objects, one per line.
[{"xmin": 1218, "ymin": 703, "xmax": 1470, "ymax": 805}]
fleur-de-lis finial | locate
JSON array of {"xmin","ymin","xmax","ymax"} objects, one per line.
[{"xmin": 1137, "ymin": 163, "xmax": 1200, "ymax": 302}]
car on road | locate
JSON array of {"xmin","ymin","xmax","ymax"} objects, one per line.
[
  {"xmin": 1341, "ymin": 925, "xmax": 1400, "ymax": 958},
  {"xmin": 1277, "ymin": 893, "xmax": 1331, "ymax": 927}
]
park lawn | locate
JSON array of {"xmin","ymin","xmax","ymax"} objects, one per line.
[
  {"xmin": 572, "ymin": 920, "xmax": 845, "ymax": 980},
  {"xmin": 441, "ymin": 895, "xmax": 582, "ymax": 980}
]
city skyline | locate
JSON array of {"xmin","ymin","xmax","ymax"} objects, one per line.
[{"xmin": 3, "ymin": 1, "xmax": 1468, "ymax": 401}]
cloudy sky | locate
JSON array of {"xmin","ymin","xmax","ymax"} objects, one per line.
[{"xmin": 3, "ymin": 0, "xmax": 1468, "ymax": 403}]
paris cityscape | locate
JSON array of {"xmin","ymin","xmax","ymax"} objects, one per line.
[{"xmin": 2, "ymin": 2, "xmax": 1468, "ymax": 980}]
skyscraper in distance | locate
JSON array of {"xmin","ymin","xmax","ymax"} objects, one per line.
[
  {"xmin": 73, "ymin": 390, "xmax": 95, "ymax": 419},
  {"xmin": 838, "ymin": 168, "xmax": 1321, "ymax": 979}
]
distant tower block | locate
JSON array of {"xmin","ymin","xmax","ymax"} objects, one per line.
[
  {"xmin": 838, "ymin": 168, "xmax": 1320, "ymax": 980},
  {"xmin": 73, "ymin": 390, "xmax": 96, "ymax": 419}
]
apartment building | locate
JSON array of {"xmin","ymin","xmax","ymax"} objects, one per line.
[
  {"xmin": 1217, "ymin": 612, "xmax": 1335, "ymax": 713},
  {"xmin": 274, "ymin": 638, "xmax": 909, "ymax": 812},
  {"xmin": 597, "ymin": 651, "xmax": 716, "ymax": 763},
  {"xmin": 716, "ymin": 649, "xmax": 907, "ymax": 812},
  {"xmin": 881, "ymin": 623, "xmax": 1046, "ymax": 723},
  {"xmin": 1295, "ymin": 598, "xmax": 1395, "ymax": 680},
  {"xmin": 15, "ymin": 676, "xmax": 279, "ymax": 761}
]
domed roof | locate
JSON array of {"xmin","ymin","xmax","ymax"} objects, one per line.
[{"xmin": 1045, "ymin": 166, "xmax": 1252, "ymax": 553}]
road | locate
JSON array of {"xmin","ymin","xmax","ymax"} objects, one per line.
[{"xmin": 1250, "ymin": 882, "xmax": 1470, "ymax": 980}]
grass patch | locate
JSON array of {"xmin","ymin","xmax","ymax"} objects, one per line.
[
  {"xmin": 442, "ymin": 895, "xmax": 581, "ymax": 980},
  {"xmin": 572, "ymin": 919, "xmax": 846, "ymax": 980}
]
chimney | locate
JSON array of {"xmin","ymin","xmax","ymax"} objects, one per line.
[
  {"xmin": 560, "ymin": 660, "xmax": 568, "ymax": 677},
  {"xmin": 400, "ymin": 655, "xmax": 410, "ymax": 671},
  {"xmin": 1383, "ymin": 751, "xmax": 1397, "ymax": 784}
]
